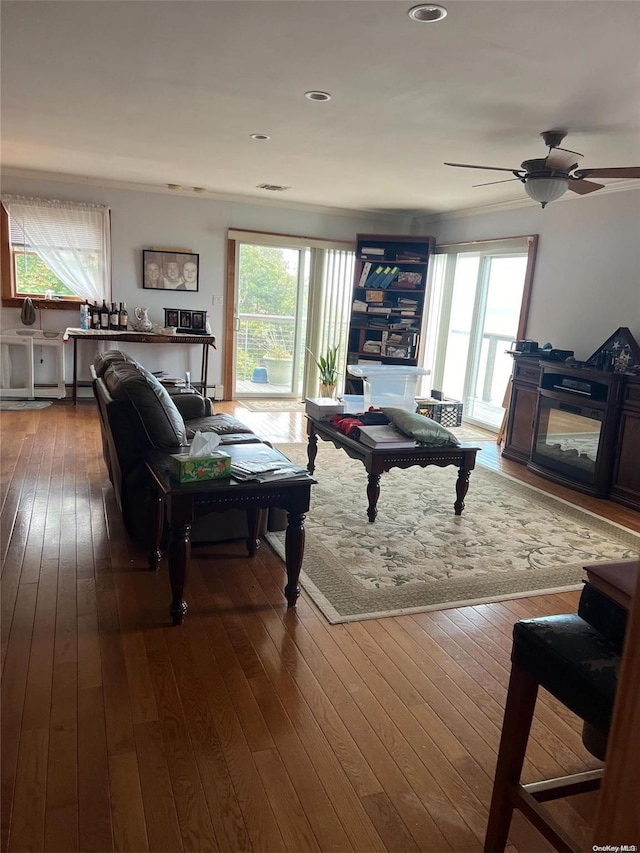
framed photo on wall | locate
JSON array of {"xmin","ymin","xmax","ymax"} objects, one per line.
[{"xmin": 143, "ymin": 249, "xmax": 199, "ymax": 292}]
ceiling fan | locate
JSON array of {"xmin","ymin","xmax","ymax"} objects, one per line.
[{"xmin": 445, "ymin": 130, "xmax": 640, "ymax": 208}]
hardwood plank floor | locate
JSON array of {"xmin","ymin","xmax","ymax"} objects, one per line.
[{"xmin": 1, "ymin": 401, "xmax": 638, "ymax": 852}]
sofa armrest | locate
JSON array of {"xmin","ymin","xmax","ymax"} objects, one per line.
[{"xmin": 172, "ymin": 393, "xmax": 212, "ymax": 420}]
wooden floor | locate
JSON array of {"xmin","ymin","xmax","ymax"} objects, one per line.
[{"xmin": 1, "ymin": 401, "xmax": 639, "ymax": 853}]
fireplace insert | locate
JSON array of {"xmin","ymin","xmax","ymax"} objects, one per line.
[{"xmin": 529, "ymin": 366, "xmax": 624, "ymax": 495}]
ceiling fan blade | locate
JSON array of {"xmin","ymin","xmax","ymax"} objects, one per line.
[
  {"xmin": 568, "ymin": 178, "xmax": 605, "ymax": 195},
  {"xmin": 573, "ymin": 167, "xmax": 640, "ymax": 179},
  {"xmin": 444, "ymin": 162, "xmax": 519, "ymax": 173},
  {"xmin": 472, "ymin": 178, "xmax": 521, "ymax": 187},
  {"xmin": 545, "ymin": 146, "xmax": 583, "ymax": 171}
]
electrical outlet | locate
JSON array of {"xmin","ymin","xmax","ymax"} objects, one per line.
[
  {"xmin": 212, "ymin": 295, "xmax": 223, "ymax": 306},
  {"xmin": 213, "ymin": 384, "xmax": 224, "ymax": 400}
]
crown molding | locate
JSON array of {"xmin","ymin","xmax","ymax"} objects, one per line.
[
  {"xmin": 2, "ymin": 167, "xmax": 637, "ymax": 225},
  {"xmin": 0, "ymin": 168, "xmax": 402, "ymax": 221},
  {"xmin": 417, "ymin": 178, "xmax": 640, "ymax": 224}
]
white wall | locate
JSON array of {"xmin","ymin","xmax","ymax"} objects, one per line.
[
  {"xmin": 0, "ymin": 174, "xmax": 406, "ymax": 391},
  {"xmin": 424, "ymin": 188, "xmax": 640, "ymax": 360}
]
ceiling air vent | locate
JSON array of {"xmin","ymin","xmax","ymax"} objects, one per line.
[{"xmin": 256, "ymin": 183, "xmax": 290, "ymax": 192}]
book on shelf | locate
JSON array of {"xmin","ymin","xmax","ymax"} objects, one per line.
[
  {"xmin": 358, "ymin": 262, "xmax": 372, "ymax": 286},
  {"xmin": 363, "ymin": 265, "xmax": 386, "ymax": 287},
  {"xmin": 378, "ymin": 266, "xmax": 400, "ymax": 289},
  {"xmin": 362, "ymin": 340, "xmax": 382, "ymax": 354},
  {"xmin": 359, "ymin": 246, "xmax": 385, "ymax": 258},
  {"xmin": 383, "ymin": 330, "xmax": 418, "ymax": 348},
  {"xmin": 367, "ymin": 306, "xmax": 392, "ymax": 315},
  {"xmin": 395, "ymin": 271, "xmax": 423, "ymax": 288},
  {"xmin": 365, "ymin": 289, "xmax": 385, "ymax": 303},
  {"xmin": 352, "ymin": 299, "xmax": 368, "ymax": 313},
  {"xmin": 356, "ymin": 424, "xmax": 417, "ymax": 449}
]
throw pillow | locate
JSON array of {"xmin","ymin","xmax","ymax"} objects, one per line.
[{"xmin": 382, "ymin": 407, "xmax": 460, "ymax": 447}]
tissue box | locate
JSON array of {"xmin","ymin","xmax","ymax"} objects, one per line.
[{"xmin": 168, "ymin": 450, "xmax": 231, "ymax": 483}]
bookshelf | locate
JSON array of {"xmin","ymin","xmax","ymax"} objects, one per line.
[{"xmin": 345, "ymin": 233, "xmax": 436, "ymax": 393}]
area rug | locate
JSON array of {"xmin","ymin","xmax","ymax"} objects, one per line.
[
  {"xmin": 240, "ymin": 399, "xmax": 306, "ymax": 412},
  {"xmin": 0, "ymin": 400, "xmax": 53, "ymax": 411},
  {"xmin": 266, "ymin": 442, "xmax": 640, "ymax": 623}
]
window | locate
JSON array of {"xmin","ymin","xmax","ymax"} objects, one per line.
[
  {"xmin": 422, "ymin": 235, "xmax": 537, "ymax": 429},
  {"xmin": 1, "ymin": 196, "xmax": 111, "ymax": 307}
]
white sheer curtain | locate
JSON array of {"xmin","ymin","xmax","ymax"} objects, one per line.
[{"xmin": 1, "ymin": 196, "xmax": 111, "ymax": 303}]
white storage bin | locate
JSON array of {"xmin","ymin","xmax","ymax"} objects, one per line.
[{"xmin": 347, "ymin": 364, "xmax": 430, "ymax": 411}]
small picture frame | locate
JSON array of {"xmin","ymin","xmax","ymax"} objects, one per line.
[
  {"xmin": 179, "ymin": 310, "xmax": 192, "ymax": 330},
  {"xmin": 143, "ymin": 249, "xmax": 199, "ymax": 291},
  {"xmin": 191, "ymin": 310, "xmax": 205, "ymax": 331},
  {"xmin": 164, "ymin": 308, "xmax": 179, "ymax": 328}
]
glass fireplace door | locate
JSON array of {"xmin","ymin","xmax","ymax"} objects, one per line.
[{"xmin": 533, "ymin": 398, "xmax": 603, "ymax": 485}]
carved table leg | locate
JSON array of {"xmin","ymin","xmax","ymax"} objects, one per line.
[
  {"xmin": 454, "ymin": 467, "xmax": 472, "ymax": 515},
  {"xmin": 307, "ymin": 430, "xmax": 318, "ymax": 474},
  {"xmin": 246, "ymin": 508, "xmax": 262, "ymax": 557},
  {"xmin": 148, "ymin": 492, "xmax": 163, "ymax": 570},
  {"xmin": 284, "ymin": 511, "xmax": 306, "ymax": 607},
  {"xmin": 168, "ymin": 523, "xmax": 191, "ymax": 625},
  {"xmin": 366, "ymin": 473, "xmax": 381, "ymax": 523}
]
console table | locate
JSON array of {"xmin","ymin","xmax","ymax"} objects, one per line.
[
  {"xmin": 146, "ymin": 444, "xmax": 315, "ymax": 625},
  {"xmin": 63, "ymin": 328, "xmax": 216, "ymax": 404},
  {"xmin": 306, "ymin": 416, "xmax": 480, "ymax": 522}
]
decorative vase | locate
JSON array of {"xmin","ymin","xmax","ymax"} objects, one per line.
[{"xmin": 319, "ymin": 382, "xmax": 336, "ymax": 398}]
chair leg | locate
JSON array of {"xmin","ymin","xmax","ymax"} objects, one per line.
[{"xmin": 484, "ymin": 663, "xmax": 539, "ymax": 852}]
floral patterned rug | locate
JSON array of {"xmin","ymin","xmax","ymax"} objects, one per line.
[{"xmin": 267, "ymin": 442, "xmax": 640, "ymax": 623}]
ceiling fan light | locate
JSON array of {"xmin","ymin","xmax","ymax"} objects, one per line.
[{"xmin": 524, "ymin": 176, "xmax": 569, "ymax": 208}]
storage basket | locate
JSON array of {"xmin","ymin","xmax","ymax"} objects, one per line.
[{"xmin": 415, "ymin": 391, "xmax": 463, "ymax": 427}]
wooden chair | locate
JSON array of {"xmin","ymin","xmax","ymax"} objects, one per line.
[{"xmin": 484, "ymin": 579, "xmax": 630, "ymax": 852}]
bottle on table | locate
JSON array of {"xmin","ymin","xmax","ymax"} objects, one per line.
[
  {"xmin": 79, "ymin": 301, "xmax": 90, "ymax": 331},
  {"xmin": 109, "ymin": 302, "xmax": 119, "ymax": 330},
  {"xmin": 119, "ymin": 302, "xmax": 128, "ymax": 331},
  {"xmin": 91, "ymin": 302, "xmax": 101, "ymax": 329},
  {"xmin": 100, "ymin": 300, "xmax": 109, "ymax": 330}
]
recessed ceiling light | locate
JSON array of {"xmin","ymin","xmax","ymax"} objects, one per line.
[
  {"xmin": 256, "ymin": 184, "xmax": 290, "ymax": 192},
  {"xmin": 304, "ymin": 91, "xmax": 331, "ymax": 102},
  {"xmin": 408, "ymin": 4, "xmax": 447, "ymax": 22},
  {"xmin": 167, "ymin": 183, "xmax": 182, "ymax": 190},
  {"xmin": 250, "ymin": 133, "xmax": 271, "ymax": 141},
  {"xmin": 192, "ymin": 187, "xmax": 206, "ymax": 193}
]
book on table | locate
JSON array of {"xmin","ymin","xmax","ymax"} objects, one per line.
[
  {"xmin": 230, "ymin": 459, "xmax": 309, "ymax": 482},
  {"xmin": 356, "ymin": 424, "xmax": 417, "ymax": 449}
]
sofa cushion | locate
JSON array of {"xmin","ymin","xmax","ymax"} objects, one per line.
[
  {"xmin": 185, "ymin": 414, "xmax": 261, "ymax": 443},
  {"xmin": 93, "ymin": 349, "xmax": 138, "ymax": 377},
  {"xmin": 104, "ymin": 361, "xmax": 188, "ymax": 447},
  {"xmin": 382, "ymin": 407, "xmax": 460, "ymax": 447}
]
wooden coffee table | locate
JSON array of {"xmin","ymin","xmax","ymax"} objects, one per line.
[
  {"xmin": 146, "ymin": 444, "xmax": 316, "ymax": 624},
  {"xmin": 306, "ymin": 416, "xmax": 480, "ymax": 522}
]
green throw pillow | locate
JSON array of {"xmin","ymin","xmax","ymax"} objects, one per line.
[{"xmin": 381, "ymin": 408, "xmax": 460, "ymax": 447}]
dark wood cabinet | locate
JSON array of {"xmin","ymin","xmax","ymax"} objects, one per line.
[
  {"xmin": 502, "ymin": 355, "xmax": 541, "ymax": 462},
  {"xmin": 610, "ymin": 375, "xmax": 640, "ymax": 510},
  {"xmin": 345, "ymin": 233, "xmax": 435, "ymax": 394},
  {"xmin": 504, "ymin": 354, "xmax": 640, "ymax": 506}
]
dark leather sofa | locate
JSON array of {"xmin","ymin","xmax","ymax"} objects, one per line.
[{"xmin": 91, "ymin": 350, "xmax": 282, "ymax": 548}]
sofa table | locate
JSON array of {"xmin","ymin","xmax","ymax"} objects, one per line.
[
  {"xmin": 146, "ymin": 444, "xmax": 316, "ymax": 625},
  {"xmin": 306, "ymin": 416, "xmax": 481, "ymax": 522},
  {"xmin": 63, "ymin": 328, "xmax": 216, "ymax": 404}
]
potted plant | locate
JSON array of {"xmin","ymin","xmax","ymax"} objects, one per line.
[
  {"xmin": 263, "ymin": 329, "xmax": 293, "ymax": 386},
  {"xmin": 308, "ymin": 344, "xmax": 340, "ymax": 397}
]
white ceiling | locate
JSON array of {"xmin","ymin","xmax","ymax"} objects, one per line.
[{"xmin": 2, "ymin": 0, "xmax": 640, "ymax": 216}]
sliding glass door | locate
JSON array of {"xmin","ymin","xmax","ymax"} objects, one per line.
[
  {"xmin": 226, "ymin": 231, "xmax": 354, "ymax": 400},
  {"xmin": 424, "ymin": 237, "xmax": 536, "ymax": 430}
]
